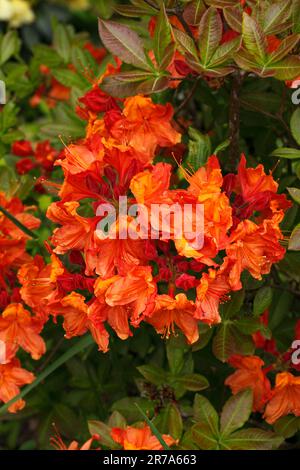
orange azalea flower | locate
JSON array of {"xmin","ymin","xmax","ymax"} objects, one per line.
[
  {"xmin": 195, "ymin": 269, "xmax": 230, "ymax": 325},
  {"xmin": 264, "ymin": 372, "xmax": 300, "ymax": 424},
  {"xmin": 202, "ymin": 192, "xmax": 232, "ymax": 250},
  {"xmin": 0, "ymin": 358, "xmax": 35, "ymax": 413},
  {"xmin": 226, "ymin": 216, "xmax": 285, "ymax": 290},
  {"xmin": 146, "ymin": 293, "xmax": 199, "ymax": 344},
  {"xmin": 51, "ymin": 429, "xmax": 100, "ymax": 450},
  {"xmin": 56, "ymin": 292, "xmax": 89, "ymax": 339},
  {"xmin": 109, "ymin": 96, "xmax": 181, "ymax": 161},
  {"xmin": 225, "ymin": 355, "xmax": 272, "ymax": 412},
  {"xmin": 187, "ymin": 155, "xmax": 223, "ymax": 203},
  {"xmin": 130, "ymin": 162, "xmax": 172, "ymax": 205},
  {"xmin": 103, "ymin": 266, "xmax": 156, "ymax": 324},
  {"xmin": 111, "ymin": 425, "xmax": 176, "ymax": 450},
  {"xmin": 0, "ymin": 192, "xmax": 40, "ymax": 240},
  {"xmin": 18, "ymin": 254, "xmax": 64, "ymax": 317},
  {"xmin": 0, "ymin": 303, "xmax": 46, "ymax": 360},
  {"xmin": 236, "ymin": 154, "xmax": 278, "ymax": 202},
  {"xmin": 47, "ymin": 201, "xmax": 95, "ymax": 257},
  {"xmin": 55, "ymin": 142, "xmax": 104, "ymax": 175}
]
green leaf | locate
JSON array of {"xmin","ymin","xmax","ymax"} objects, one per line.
[
  {"xmin": 0, "ymin": 31, "xmax": 20, "ymax": 65},
  {"xmin": 186, "ymin": 127, "xmax": 211, "ymax": 170},
  {"xmin": 262, "ymin": 0, "xmax": 292, "ymax": 35},
  {"xmin": 212, "ymin": 321, "xmax": 236, "ymax": 362},
  {"xmin": 166, "ymin": 336, "xmax": 185, "ymax": 374},
  {"xmin": 220, "ymin": 389, "xmax": 253, "ymax": 436},
  {"xmin": 173, "ymin": 28, "xmax": 198, "ymax": 59},
  {"xmin": 167, "ymin": 403, "xmax": 183, "ymax": 440},
  {"xmin": 268, "ymin": 290, "xmax": 294, "ymax": 330},
  {"xmin": 193, "ymin": 394, "xmax": 219, "ymax": 435},
  {"xmin": 209, "ymin": 36, "xmax": 242, "ymax": 68},
  {"xmin": 198, "ymin": 7, "xmax": 222, "ymax": 65},
  {"xmin": 267, "ymin": 34, "xmax": 300, "ymax": 64},
  {"xmin": 137, "ymin": 365, "xmax": 166, "ymax": 386},
  {"xmin": 101, "ymin": 72, "xmax": 168, "ymax": 98},
  {"xmin": 213, "ymin": 138, "xmax": 230, "ymax": 155},
  {"xmin": 51, "ymin": 69, "xmax": 90, "ymax": 90},
  {"xmin": 224, "ymin": 5, "xmax": 242, "ymax": 32},
  {"xmin": 289, "ymin": 223, "xmax": 300, "ymax": 250},
  {"xmin": 191, "ymin": 423, "xmax": 219, "ymax": 450},
  {"xmin": 0, "ymin": 335, "xmax": 94, "ymax": 416},
  {"xmin": 222, "ymin": 428, "xmax": 284, "ymax": 450},
  {"xmin": 253, "ymin": 286, "xmax": 273, "ymax": 317},
  {"xmin": 242, "ymin": 12, "xmax": 267, "ymax": 63},
  {"xmin": 112, "ymin": 397, "xmax": 154, "ymax": 422},
  {"xmin": 235, "ymin": 318, "xmax": 271, "ymax": 338},
  {"xmin": 154, "ymin": 2, "xmax": 172, "ymax": 67},
  {"xmin": 53, "ymin": 24, "xmax": 72, "ymax": 63},
  {"xmin": 175, "ymin": 373, "xmax": 209, "ymax": 391},
  {"xmin": 108, "ymin": 411, "xmax": 127, "ymax": 429},
  {"xmin": 271, "ymin": 147, "xmax": 300, "ymax": 159},
  {"xmin": 272, "ymin": 56, "xmax": 300, "ymax": 80},
  {"xmin": 88, "ymin": 420, "xmax": 119, "ymax": 449},
  {"xmin": 274, "ymin": 415, "xmax": 300, "ymax": 438},
  {"xmin": 290, "ymin": 108, "xmax": 300, "ymax": 146},
  {"xmin": 98, "ymin": 19, "xmax": 154, "ymax": 71}
]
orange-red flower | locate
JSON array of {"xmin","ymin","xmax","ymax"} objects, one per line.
[
  {"xmin": 108, "ymin": 96, "xmax": 181, "ymax": 162},
  {"xmin": 225, "ymin": 355, "xmax": 272, "ymax": 412},
  {"xmin": 0, "ymin": 358, "xmax": 35, "ymax": 413},
  {"xmin": 195, "ymin": 269, "xmax": 230, "ymax": 325},
  {"xmin": 111, "ymin": 425, "xmax": 176, "ymax": 450},
  {"xmin": 0, "ymin": 303, "xmax": 46, "ymax": 360},
  {"xmin": 264, "ymin": 372, "xmax": 300, "ymax": 424},
  {"xmin": 146, "ymin": 293, "xmax": 199, "ymax": 344}
]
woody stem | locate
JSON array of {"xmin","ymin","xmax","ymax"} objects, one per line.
[{"xmin": 228, "ymin": 71, "xmax": 243, "ymax": 171}]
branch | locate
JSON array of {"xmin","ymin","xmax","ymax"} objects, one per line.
[{"xmin": 228, "ymin": 71, "xmax": 243, "ymax": 171}]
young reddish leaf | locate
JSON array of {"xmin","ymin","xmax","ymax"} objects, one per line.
[
  {"xmin": 209, "ymin": 36, "xmax": 242, "ymax": 68},
  {"xmin": 262, "ymin": 0, "xmax": 292, "ymax": 35},
  {"xmin": 183, "ymin": 0, "xmax": 206, "ymax": 26},
  {"xmin": 242, "ymin": 13, "xmax": 267, "ymax": 63},
  {"xmin": 220, "ymin": 389, "xmax": 253, "ymax": 436},
  {"xmin": 101, "ymin": 71, "xmax": 154, "ymax": 97},
  {"xmin": 173, "ymin": 28, "xmax": 199, "ymax": 59},
  {"xmin": 198, "ymin": 7, "xmax": 222, "ymax": 65},
  {"xmin": 270, "ymin": 55, "xmax": 300, "ymax": 80},
  {"xmin": 224, "ymin": 6, "xmax": 243, "ymax": 33},
  {"xmin": 98, "ymin": 19, "xmax": 153, "ymax": 71}
]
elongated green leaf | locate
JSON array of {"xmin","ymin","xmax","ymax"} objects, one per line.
[
  {"xmin": 274, "ymin": 415, "xmax": 300, "ymax": 438},
  {"xmin": 290, "ymin": 108, "xmax": 300, "ymax": 146},
  {"xmin": 198, "ymin": 7, "xmax": 222, "ymax": 65},
  {"xmin": 193, "ymin": 394, "xmax": 219, "ymax": 435},
  {"xmin": 209, "ymin": 36, "xmax": 241, "ymax": 67},
  {"xmin": 192, "ymin": 423, "xmax": 219, "ymax": 450},
  {"xmin": 267, "ymin": 34, "xmax": 300, "ymax": 64},
  {"xmin": 271, "ymin": 147, "xmax": 300, "ymax": 159},
  {"xmin": 262, "ymin": 0, "xmax": 292, "ymax": 35},
  {"xmin": 242, "ymin": 13, "xmax": 267, "ymax": 63},
  {"xmin": 289, "ymin": 223, "xmax": 300, "ymax": 250},
  {"xmin": 98, "ymin": 19, "xmax": 153, "ymax": 71},
  {"xmin": 175, "ymin": 373, "xmax": 209, "ymax": 391},
  {"xmin": 222, "ymin": 428, "xmax": 283, "ymax": 450},
  {"xmin": 88, "ymin": 420, "xmax": 120, "ymax": 449},
  {"xmin": 253, "ymin": 286, "xmax": 273, "ymax": 317},
  {"xmin": 154, "ymin": 3, "xmax": 172, "ymax": 66},
  {"xmin": 137, "ymin": 365, "xmax": 166, "ymax": 385},
  {"xmin": 220, "ymin": 389, "xmax": 253, "ymax": 436},
  {"xmin": 272, "ymin": 55, "xmax": 300, "ymax": 80},
  {"xmin": 173, "ymin": 28, "xmax": 198, "ymax": 59},
  {"xmin": 167, "ymin": 403, "xmax": 183, "ymax": 440},
  {"xmin": 0, "ymin": 335, "xmax": 94, "ymax": 416}
]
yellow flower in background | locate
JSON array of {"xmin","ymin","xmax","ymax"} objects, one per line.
[
  {"xmin": 0, "ymin": 0, "xmax": 35, "ymax": 28},
  {"xmin": 64, "ymin": 0, "xmax": 90, "ymax": 10}
]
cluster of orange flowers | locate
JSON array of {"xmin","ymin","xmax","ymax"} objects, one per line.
[{"xmin": 0, "ymin": 193, "xmax": 45, "ymax": 412}]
